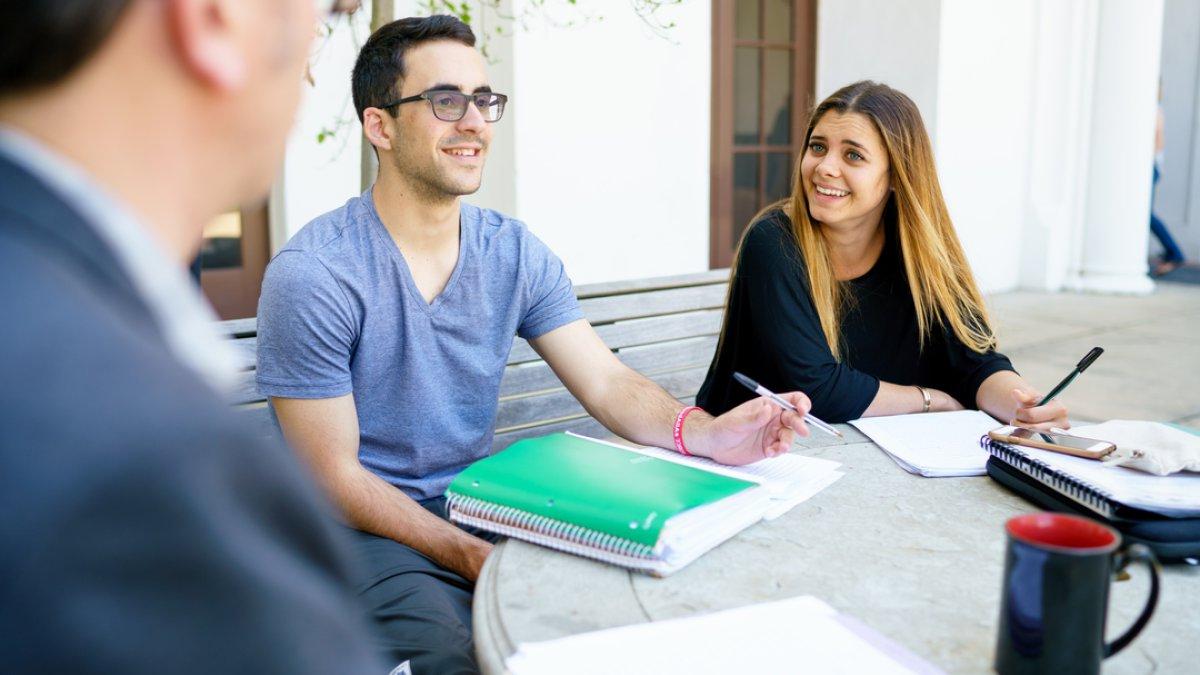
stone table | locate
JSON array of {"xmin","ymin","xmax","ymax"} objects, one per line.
[{"xmin": 473, "ymin": 428, "xmax": 1199, "ymax": 673}]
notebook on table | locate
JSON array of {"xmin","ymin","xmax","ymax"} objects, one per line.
[
  {"xmin": 981, "ymin": 436, "xmax": 1200, "ymax": 560},
  {"xmin": 582, "ymin": 433, "xmax": 845, "ymax": 520},
  {"xmin": 849, "ymin": 410, "xmax": 1000, "ymax": 477},
  {"xmin": 446, "ymin": 433, "xmax": 841, "ymax": 576}
]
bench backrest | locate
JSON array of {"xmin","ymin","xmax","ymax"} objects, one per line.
[{"xmin": 219, "ymin": 269, "xmax": 730, "ymax": 451}]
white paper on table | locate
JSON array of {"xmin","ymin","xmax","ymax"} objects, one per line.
[
  {"xmin": 762, "ymin": 469, "xmax": 845, "ymax": 520},
  {"xmin": 506, "ymin": 595, "xmax": 942, "ymax": 675},
  {"xmin": 849, "ymin": 410, "xmax": 1000, "ymax": 477}
]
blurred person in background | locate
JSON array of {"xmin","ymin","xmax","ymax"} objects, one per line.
[
  {"xmin": 0, "ymin": 1, "xmax": 384, "ymax": 673},
  {"xmin": 1150, "ymin": 97, "xmax": 1186, "ymax": 276}
]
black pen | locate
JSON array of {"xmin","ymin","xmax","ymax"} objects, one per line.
[
  {"xmin": 1037, "ymin": 347, "xmax": 1104, "ymax": 406},
  {"xmin": 1033, "ymin": 347, "xmax": 1102, "ymax": 443},
  {"xmin": 732, "ymin": 372, "xmax": 842, "ymax": 438}
]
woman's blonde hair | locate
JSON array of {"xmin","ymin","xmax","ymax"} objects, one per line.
[{"xmin": 724, "ymin": 80, "xmax": 996, "ymax": 361}]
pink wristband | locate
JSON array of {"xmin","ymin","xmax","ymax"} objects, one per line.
[{"xmin": 673, "ymin": 406, "xmax": 702, "ymax": 456}]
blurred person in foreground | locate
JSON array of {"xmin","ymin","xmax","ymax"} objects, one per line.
[{"xmin": 0, "ymin": 1, "xmax": 383, "ymax": 673}]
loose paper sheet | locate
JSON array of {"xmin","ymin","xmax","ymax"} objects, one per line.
[{"xmin": 506, "ymin": 595, "xmax": 941, "ymax": 675}]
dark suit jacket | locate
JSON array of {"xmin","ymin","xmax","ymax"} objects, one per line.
[{"xmin": 0, "ymin": 154, "xmax": 383, "ymax": 673}]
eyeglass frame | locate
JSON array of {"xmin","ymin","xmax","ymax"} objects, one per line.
[{"xmin": 378, "ymin": 89, "xmax": 509, "ymax": 123}]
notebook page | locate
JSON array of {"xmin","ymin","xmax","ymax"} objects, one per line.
[
  {"xmin": 849, "ymin": 410, "xmax": 1000, "ymax": 477},
  {"xmin": 1016, "ymin": 445, "xmax": 1200, "ymax": 516},
  {"xmin": 507, "ymin": 595, "xmax": 940, "ymax": 675},
  {"xmin": 568, "ymin": 432, "xmax": 843, "ymax": 497}
]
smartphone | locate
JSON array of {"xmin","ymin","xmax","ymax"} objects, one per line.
[{"xmin": 987, "ymin": 426, "xmax": 1116, "ymax": 460}]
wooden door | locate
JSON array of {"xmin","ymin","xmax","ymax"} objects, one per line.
[{"xmin": 710, "ymin": 0, "xmax": 816, "ymax": 269}]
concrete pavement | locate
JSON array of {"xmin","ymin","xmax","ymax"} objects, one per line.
[{"xmin": 988, "ymin": 281, "xmax": 1200, "ymax": 426}]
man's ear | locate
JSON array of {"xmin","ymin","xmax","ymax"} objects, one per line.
[
  {"xmin": 165, "ymin": 0, "xmax": 248, "ymax": 91},
  {"xmin": 362, "ymin": 107, "xmax": 396, "ymax": 152}
]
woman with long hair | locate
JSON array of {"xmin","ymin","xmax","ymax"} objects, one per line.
[{"xmin": 697, "ymin": 81, "xmax": 1068, "ymax": 429}]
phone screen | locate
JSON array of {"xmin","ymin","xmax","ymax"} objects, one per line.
[{"xmin": 1008, "ymin": 427, "xmax": 1106, "ymax": 452}]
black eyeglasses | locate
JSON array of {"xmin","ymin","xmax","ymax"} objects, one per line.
[{"xmin": 381, "ymin": 90, "xmax": 508, "ymax": 123}]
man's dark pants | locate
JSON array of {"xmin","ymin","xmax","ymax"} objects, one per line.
[{"xmin": 346, "ymin": 497, "xmax": 500, "ymax": 675}]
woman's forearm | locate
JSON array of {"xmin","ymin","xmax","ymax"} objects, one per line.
[
  {"xmin": 862, "ymin": 381, "xmax": 964, "ymax": 417},
  {"xmin": 975, "ymin": 370, "xmax": 1028, "ymax": 423}
]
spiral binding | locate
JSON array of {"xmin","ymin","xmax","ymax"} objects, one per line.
[
  {"xmin": 979, "ymin": 436, "xmax": 1117, "ymax": 518},
  {"xmin": 446, "ymin": 493, "xmax": 657, "ymax": 560}
]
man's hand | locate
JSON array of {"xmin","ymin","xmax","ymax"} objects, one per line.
[{"xmin": 687, "ymin": 393, "xmax": 812, "ymax": 466}]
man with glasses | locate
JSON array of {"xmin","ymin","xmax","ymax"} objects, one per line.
[
  {"xmin": 257, "ymin": 15, "xmax": 811, "ymax": 673},
  {"xmin": 0, "ymin": 0, "xmax": 382, "ymax": 672}
]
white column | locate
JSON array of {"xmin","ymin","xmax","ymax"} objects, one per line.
[
  {"xmin": 1017, "ymin": 0, "xmax": 1096, "ymax": 291},
  {"xmin": 1070, "ymin": 0, "xmax": 1162, "ymax": 294}
]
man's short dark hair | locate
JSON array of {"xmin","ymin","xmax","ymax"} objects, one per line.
[
  {"xmin": 351, "ymin": 15, "xmax": 476, "ymax": 122},
  {"xmin": 0, "ymin": 0, "xmax": 134, "ymax": 96}
]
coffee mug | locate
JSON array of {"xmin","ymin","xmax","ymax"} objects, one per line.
[{"xmin": 994, "ymin": 512, "xmax": 1160, "ymax": 675}]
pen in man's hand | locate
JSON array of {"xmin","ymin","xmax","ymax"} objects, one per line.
[{"xmin": 732, "ymin": 372, "xmax": 842, "ymax": 439}]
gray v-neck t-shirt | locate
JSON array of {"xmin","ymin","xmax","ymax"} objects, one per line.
[{"xmin": 256, "ymin": 190, "xmax": 583, "ymax": 500}]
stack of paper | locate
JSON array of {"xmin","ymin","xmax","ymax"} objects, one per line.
[
  {"xmin": 506, "ymin": 595, "xmax": 941, "ymax": 675},
  {"xmin": 573, "ymin": 432, "xmax": 845, "ymax": 519},
  {"xmin": 849, "ymin": 410, "xmax": 1000, "ymax": 477}
]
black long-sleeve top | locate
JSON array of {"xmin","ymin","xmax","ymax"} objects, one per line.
[{"xmin": 696, "ymin": 211, "xmax": 1015, "ymax": 422}]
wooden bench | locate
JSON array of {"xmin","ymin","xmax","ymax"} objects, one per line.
[{"xmin": 219, "ymin": 269, "xmax": 730, "ymax": 450}]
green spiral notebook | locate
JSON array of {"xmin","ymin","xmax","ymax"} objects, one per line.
[{"xmin": 445, "ymin": 433, "xmax": 770, "ymax": 576}]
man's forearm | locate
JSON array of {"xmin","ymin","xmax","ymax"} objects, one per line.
[
  {"xmin": 583, "ymin": 367, "xmax": 698, "ymax": 450},
  {"xmin": 325, "ymin": 464, "xmax": 491, "ymax": 581}
]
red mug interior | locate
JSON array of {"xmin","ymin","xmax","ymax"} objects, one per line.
[{"xmin": 1006, "ymin": 513, "xmax": 1118, "ymax": 552}]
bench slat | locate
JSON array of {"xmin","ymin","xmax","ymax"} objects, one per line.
[
  {"xmin": 505, "ymin": 308, "xmax": 724, "ymax": 365},
  {"xmin": 212, "ymin": 270, "xmax": 732, "ymax": 339},
  {"xmin": 500, "ymin": 335, "xmax": 717, "ymax": 398},
  {"xmin": 229, "ymin": 337, "xmax": 257, "ymax": 371},
  {"xmin": 217, "ymin": 317, "xmax": 258, "ymax": 338},
  {"xmin": 492, "ymin": 365, "xmax": 709, "ymax": 431},
  {"xmin": 238, "ymin": 335, "xmax": 719, "ymax": 409},
  {"xmin": 577, "ymin": 283, "xmax": 727, "ymax": 325},
  {"xmin": 575, "ymin": 269, "xmax": 729, "ymax": 299}
]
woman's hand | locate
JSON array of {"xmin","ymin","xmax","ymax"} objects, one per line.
[{"xmin": 1010, "ymin": 388, "xmax": 1069, "ymax": 432}]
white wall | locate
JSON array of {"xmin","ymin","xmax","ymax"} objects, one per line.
[
  {"xmin": 276, "ymin": 11, "xmax": 372, "ymax": 248},
  {"xmin": 935, "ymin": 1, "xmax": 1036, "ymax": 293},
  {"xmin": 816, "ymin": 0, "xmax": 941, "ymax": 130},
  {"xmin": 1072, "ymin": 0, "xmax": 1160, "ymax": 294},
  {"xmin": 497, "ymin": 0, "xmax": 712, "ymax": 284}
]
